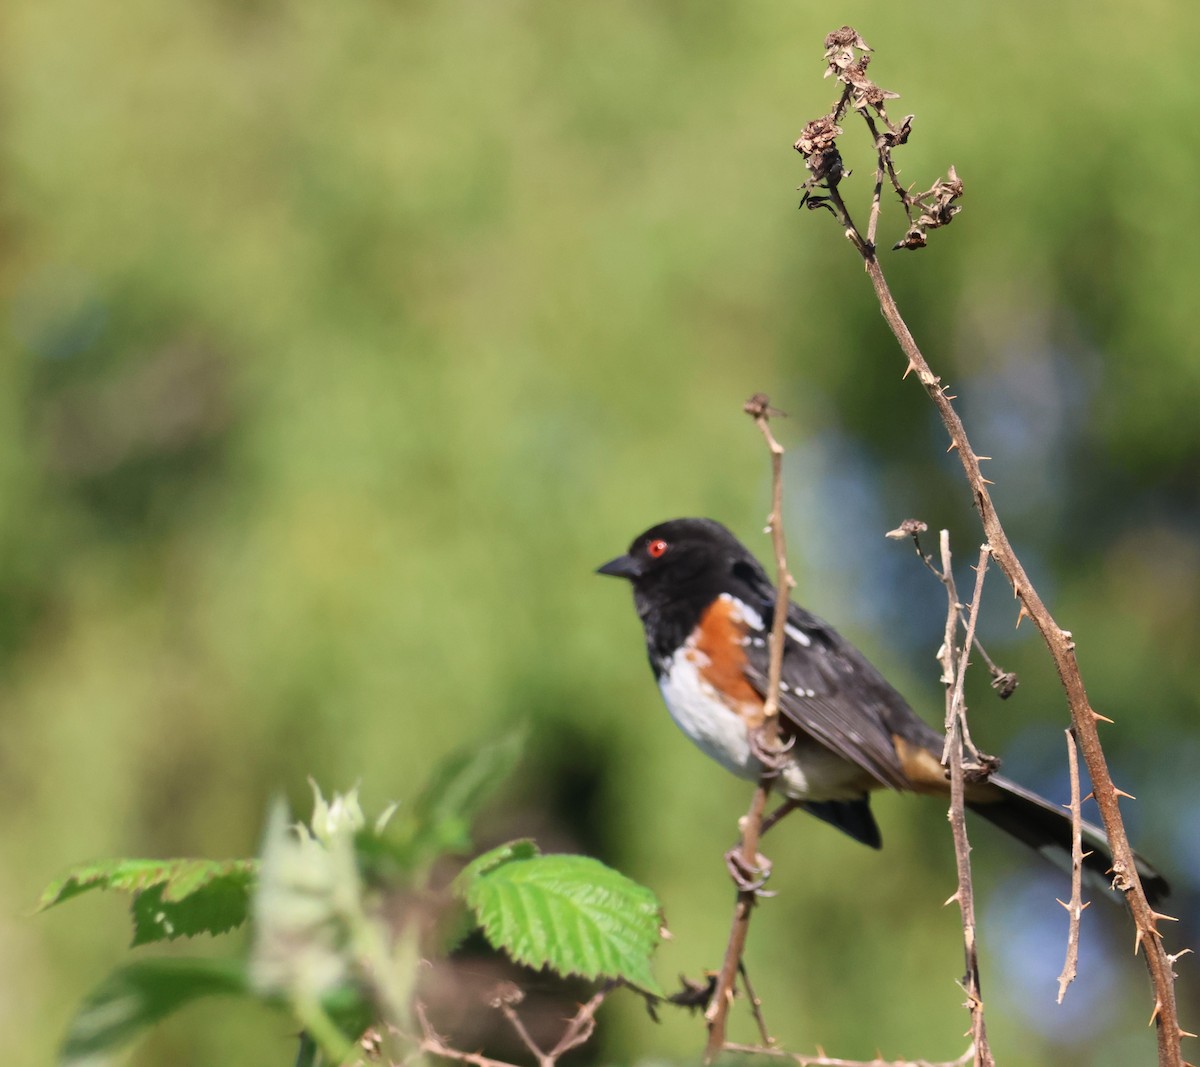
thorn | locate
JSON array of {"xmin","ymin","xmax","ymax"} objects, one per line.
[
  {"xmin": 1082, "ymin": 791, "xmax": 1094, "ymax": 803},
  {"xmin": 903, "ymin": 361, "xmax": 917, "ymax": 380},
  {"xmin": 980, "ymin": 477, "xmax": 995, "ymax": 486},
  {"xmin": 975, "ymin": 454, "xmax": 992, "ymax": 462},
  {"xmin": 1056, "ymin": 898, "xmax": 1070, "ymax": 911},
  {"xmin": 944, "ymin": 891, "xmax": 961, "ymax": 907},
  {"xmin": 1149, "ymin": 997, "xmax": 1164, "ymax": 1026},
  {"xmin": 1113, "ymin": 788, "xmax": 1137, "ymax": 800},
  {"xmin": 1151, "ymin": 910, "xmax": 1180, "ymax": 924},
  {"xmin": 946, "ymin": 440, "xmax": 959, "ymax": 452},
  {"xmin": 1092, "ymin": 709, "xmax": 1115, "ymax": 724},
  {"xmin": 1169, "ymin": 948, "xmax": 1195, "ymax": 964},
  {"xmin": 1135, "ymin": 928, "xmax": 1145, "ymax": 956},
  {"xmin": 1015, "ymin": 604, "xmax": 1030, "ymax": 629},
  {"xmin": 1180, "ymin": 1029, "xmax": 1199, "ymax": 1040}
]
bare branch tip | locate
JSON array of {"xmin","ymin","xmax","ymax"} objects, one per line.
[{"xmin": 743, "ymin": 393, "xmax": 787, "ymax": 420}]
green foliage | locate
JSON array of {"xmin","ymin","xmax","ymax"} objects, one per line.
[
  {"xmin": 457, "ymin": 841, "xmax": 664, "ymax": 995},
  {"xmin": 42, "ymin": 737, "xmax": 662, "ymax": 1063},
  {"xmin": 37, "ymin": 858, "xmax": 257, "ymax": 945},
  {"xmin": 359, "ymin": 730, "xmax": 526, "ymax": 881},
  {"xmin": 59, "ymin": 958, "xmax": 250, "ymax": 1066}
]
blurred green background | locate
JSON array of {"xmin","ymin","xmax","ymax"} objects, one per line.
[{"xmin": 5, "ymin": 1, "xmax": 1200, "ymax": 1064}]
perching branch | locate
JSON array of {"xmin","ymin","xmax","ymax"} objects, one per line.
[
  {"xmin": 702, "ymin": 394, "xmax": 796, "ymax": 1063},
  {"xmin": 795, "ymin": 27, "xmax": 1188, "ymax": 1066}
]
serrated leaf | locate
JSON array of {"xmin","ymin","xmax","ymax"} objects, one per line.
[
  {"xmin": 463, "ymin": 852, "xmax": 663, "ymax": 994},
  {"xmin": 131, "ymin": 871, "xmax": 255, "ymax": 945},
  {"xmin": 59, "ymin": 957, "xmax": 249, "ymax": 1065},
  {"xmin": 39, "ymin": 858, "xmax": 258, "ymax": 945}
]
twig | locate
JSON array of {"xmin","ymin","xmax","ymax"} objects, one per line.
[
  {"xmin": 546, "ymin": 987, "xmax": 609, "ymax": 1061},
  {"xmin": 887, "ymin": 521, "xmax": 1016, "ymax": 699},
  {"xmin": 702, "ymin": 395, "xmax": 796, "ymax": 1063},
  {"xmin": 1056, "ymin": 728, "xmax": 1089, "ymax": 1003},
  {"xmin": 936, "ymin": 538, "xmax": 994, "ymax": 1067},
  {"xmin": 417, "ymin": 1002, "xmax": 517, "ymax": 1067},
  {"xmin": 722, "ymin": 1042, "xmax": 976, "ymax": 1067},
  {"xmin": 739, "ymin": 959, "xmax": 774, "ymax": 1047},
  {"xmin": 414, "ymin": 987, "xmax": 611, "ymax": 1067},
  {"xmin": 796, "ymin": 28, "xmax": 1187, "ymax": 1065},
  {"xmin": 498, "ymin": 1001, "xmax": 549, "ymax": 1066}
]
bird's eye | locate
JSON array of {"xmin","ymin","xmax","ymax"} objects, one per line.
[{"xmin": 647, "ymin": 539, "xmax": 669, "ymax": 559}]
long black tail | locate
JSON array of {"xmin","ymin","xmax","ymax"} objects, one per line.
[{"xmin": 969, "ymin": 775, "xmax": 1169, "ymax": 906}]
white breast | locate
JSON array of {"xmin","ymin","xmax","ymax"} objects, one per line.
[
  {"xmin": 656, "ymin": 646, "xmax": 872, "ymax": 803},
  {"xmin": 657, "ymin": 647, "xmax": 761, "ymax": 780}
]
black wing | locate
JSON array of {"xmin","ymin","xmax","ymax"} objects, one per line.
[{"xmin": 741, "ymin": 600, "xmax": 923, "ymax": 792}]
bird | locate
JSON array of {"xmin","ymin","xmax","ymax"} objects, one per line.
[{"xmin": 598, "ymin": 516, "xmax": 1168, "ymax": 904}]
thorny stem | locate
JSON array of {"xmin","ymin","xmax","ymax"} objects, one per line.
[
  {"xmin": 937, "ymin": 537, "xmax": 994, "ymax": 1067},
  {"xmin": 1056, "ymin": 728, "xmax": 1088, "ymax": 1003},
  {"xmin": 861, "ymin": 231, "xmax": 1186, "ymax": 1067},
  {"xmin": 895, "ymin": 523, "xmax": 1017, "ymax": 698},
  {"xmin": 796, "ymin": 24, "xmax": 1190, "ymax": 1065}
]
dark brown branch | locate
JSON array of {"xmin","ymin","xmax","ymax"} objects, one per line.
[
  {"xmin": 797, "ymin": 27, "xmax": 1187, "ymax": 1065},
  {"xmin": 860, "ymin": 213, "xmax": 1185, "ymax": 1067}
]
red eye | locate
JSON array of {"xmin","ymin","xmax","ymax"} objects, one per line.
[{"xmin": 647, "ymin": 539, "xmax": 669, "ymax": 559}]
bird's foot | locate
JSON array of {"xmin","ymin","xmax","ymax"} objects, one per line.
[
  {"xmin": 724, "ymin": 845, "xmax": 775, "ymax": 895},
  {"xmin": 749, "ymin": 726, "xmax": 795, "ymax": 775}
]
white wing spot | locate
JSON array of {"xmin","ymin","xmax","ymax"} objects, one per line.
[
  {"xmin": 718, "ymin": 592, "xmax": 765, "ymax": 632},
  {"xmin": 785, "ymin": 623, "xmax": 812, "ymax": 647}
]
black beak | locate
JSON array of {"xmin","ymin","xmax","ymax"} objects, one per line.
[{"xmin": 597, "ymin": 554, "xmax": 641, "ymax": 580}]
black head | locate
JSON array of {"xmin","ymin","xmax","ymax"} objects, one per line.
[{"xmin": 598, "ymin": 518, "xmax": 772, "ymax": 666}]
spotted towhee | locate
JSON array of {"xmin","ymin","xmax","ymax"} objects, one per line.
[{"xmin": 599, "ymin": 517, "xmax": 1168, "ymax": 904}]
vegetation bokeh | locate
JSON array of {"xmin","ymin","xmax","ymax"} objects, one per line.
[{"xmin": 5, "ymin": 1, "xmax": 1200, "ymax": 1064}]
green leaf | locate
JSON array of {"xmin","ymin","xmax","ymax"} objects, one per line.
[
  {"xmin": 456, "ymin": 839, "xmax": 540, "ymax": 886},
  {"xmin": 38, "ymin": 858, "xmax": 258, "ymax": 945},
  {"xmin": 59, "ymin": 957, "xmax": 250, "ymax": 1065},
  {"xmin": 362, "ymin": 732, "xmax": 526, "ymax": 880},
  {"xmin": 459, "ymin": 848, "xmax": 663, "ymax": 995},
  {"xmin": 411, "ymin": 730, "xmax": 525, "ymax": 853}
]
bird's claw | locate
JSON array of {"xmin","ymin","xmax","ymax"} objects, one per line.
[
  {"xmin": 750, "ymin": 727, "xmax": 795, "ymax": 774},
  {"xmin": 724, "ymin": 846, "xmax": 775, "ymax": 895}
]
